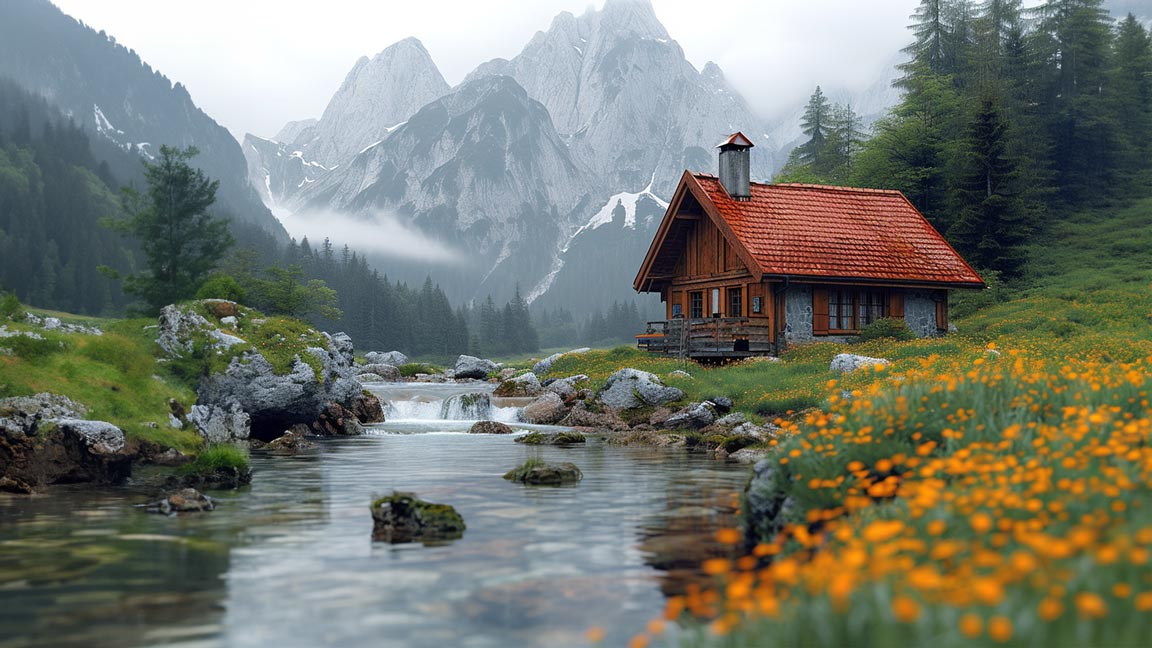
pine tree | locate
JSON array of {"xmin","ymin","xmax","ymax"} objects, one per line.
[
  {"xmin": 1109, "ymin": 14, "xmax": 1152, "ymax": 191},
  {"xmin": 797, "ymin": 86, "xmax": 833, "ymax": 168},
  {"xmin": 111, "ymin": 145, "xmax": 233, "ymax": 312},
  {"xmin": 947, "ymin": 99, "xmax": 1030, "ymax": 277}
]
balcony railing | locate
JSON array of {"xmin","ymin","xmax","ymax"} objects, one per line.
[{"xmin": 636, "ymin": 317, "xmax": 773, "ymax": 358}]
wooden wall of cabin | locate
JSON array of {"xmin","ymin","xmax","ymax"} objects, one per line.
[{"xmin": 660, "ymin": 215, "xmax": 774, "ymax": 343}]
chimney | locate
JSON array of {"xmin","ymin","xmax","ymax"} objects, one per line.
[{"xmin": 717, "ymin": 132, "xmax": 754, "ymax": 201}]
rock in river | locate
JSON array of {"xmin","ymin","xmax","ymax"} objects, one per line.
[
  {"xmin": 503, "ymin": 460, "xmax": 583, "ymax": 486},
  {"xmin": 145, "ymin": 488, "xmax": 216, "ymax": 515},
  {"xmin": 469, "ymin": 421, "xmax": 514, "ymax": 435},
  {"xmin": 371, "ymin": 492, "xmax": 466, "ymax": 544}
]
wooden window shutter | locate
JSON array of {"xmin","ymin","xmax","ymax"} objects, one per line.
[
  {"xmin": 936, "ymin": 299, "xmax": 949, "ymax": 332},
  {"xmin": 888, "ymin": 292, "xmax": 905, "ymax": 320},
  {"xmin": 812, "ymin": 287, "xmax": 829, "ymax": 336}
]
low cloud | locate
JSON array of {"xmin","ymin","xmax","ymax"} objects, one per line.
[{"xmin": 276, "ymin": 208, "xmax": 460, "ymax": 264}]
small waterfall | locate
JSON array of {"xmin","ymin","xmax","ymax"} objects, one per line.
[
  {"xmin": 371, "ymin": 383, "xmax": 522, "ymax": 423},
  {"xmin": 440, "ymin": 392, "xmax": 492, "ymax": 420}
]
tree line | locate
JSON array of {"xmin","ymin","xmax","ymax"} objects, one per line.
[{"xmin": 779, "ymin": 0, "xmax": 1152, "ymax": 280}]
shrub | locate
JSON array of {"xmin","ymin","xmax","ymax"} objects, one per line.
[
  {"xmin": 398, "ymin": 363, "xmax": 441, "ymax": 377},
  {"xmin": 196, "ymin": 273, "xmax": 248, "ymax": 303},
  {"xmin": 0, "ymin": 291, "xmax": 22, "ymax": 321},
  {"xmin": 0, "ymin": 332, "xmax": 68, "ymax": 359},
  {"xmin": 179, "ymin": 443, "xmax": 249, "ymax": 476},
  {"xmin": 856, "ymin": 317, "xmax": 915, "ymax": 342}
]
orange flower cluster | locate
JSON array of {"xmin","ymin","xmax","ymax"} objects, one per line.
[{"xmin": 629, "ymin": 348, "xmax": 1152, "ymax": 646}]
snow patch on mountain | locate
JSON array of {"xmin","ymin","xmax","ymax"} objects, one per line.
[{"xmin": 581, "ymin": 178, "xmax": 667, "ymax": 233}]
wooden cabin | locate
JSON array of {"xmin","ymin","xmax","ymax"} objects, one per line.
[{"xmin": 633, "ymin": 133, "xmax": 985, "ymax": 360}]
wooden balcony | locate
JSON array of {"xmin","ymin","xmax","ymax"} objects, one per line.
[{"xmin": 636, "ymin": 317, "xmax": 774, "ymax": 360}]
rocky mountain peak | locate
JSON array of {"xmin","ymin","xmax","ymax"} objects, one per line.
[
  {"xmin": 305, "ymin": 37, "xmax": 449, "ymax": 165},
  {"xmin": 598, "ymin": 0, "xmax": 669, "ymax": 41}
]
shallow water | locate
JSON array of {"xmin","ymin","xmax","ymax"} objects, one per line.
[{"xmin": 0, "ymin": 387, "xmax": 750, "ymax": 648}]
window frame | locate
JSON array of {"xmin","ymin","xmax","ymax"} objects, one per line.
[
  {"xmin": 689, "ymin": 291, "xmax": 704, "ymax": 319},
  {"xmin": 827, "ymin": 288, "xmax": 888, "ymax": 334},
  {"xmin": 728, "ymin": 287, "xmax": 743, "ymax": 318}
]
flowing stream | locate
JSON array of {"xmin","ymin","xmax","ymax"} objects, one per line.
[{"xmin": 0, "ymin": 382, "xmax": 751, "ymax": 647}]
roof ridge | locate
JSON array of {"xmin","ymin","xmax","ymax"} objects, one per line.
[
  {"xmin": 690, "ymin": 173, "xmax": 904, "ymax": 196},
  {"xmin": 770, "ymin": 182, "xmax": 904, "ymax": 196}
]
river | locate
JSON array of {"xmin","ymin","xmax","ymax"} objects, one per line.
[{"xmin": 0, "ymin": 382, "xmax": 750, "ymax": 647}]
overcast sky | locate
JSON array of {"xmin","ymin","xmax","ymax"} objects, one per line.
[{"xmin": 50, "ymin": 0, "xmax": 934, "ymax": 139}]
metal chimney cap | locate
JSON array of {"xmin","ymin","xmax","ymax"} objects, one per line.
[{"xmin": 716, "ymin": 132, "xmax": 755, "ymax": 149}]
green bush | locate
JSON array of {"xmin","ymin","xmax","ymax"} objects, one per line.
[
  {"xmin": 196, "ymin": 273, "xmax": 248, "ymax": 303},
  {"xmin": 0, "ymin": 332, "xmax": 68, "ymax": 359},
  {"xmin": 0, "ymin": 291, "xmax": 22, "ymax": 321},
  {"xmin": 856, "ymin": 317, "xmax": 915, "ymax": 342},
  {"xmin": 397, "ymin": 363, "xmax": 441, "ymax": 377},
  {"xmin": 179, "ymin": 443, "xmax": 249, "ymax": 476}
]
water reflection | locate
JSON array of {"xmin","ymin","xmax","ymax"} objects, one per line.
[{"xmin": 1, "ymin": 433, "xmax": 750, "ymax": 647}]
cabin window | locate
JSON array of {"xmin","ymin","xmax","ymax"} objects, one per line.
[
  {"xmin": 858, "ymin": 291, "xmax": 887, "ymax": 327},
  {"xmin": 827, "ymin": 288, "xmax": 888, "ymax": 333},
  {"xmin": 671, "ymin": 303, "xmax": 683, "ymax": 318},
  {"xmin": 711, "ymin": 289, "xmax": 721, "ymax": 316},
  {"xmin": 728, "ymin": 287, "xmax": 743, "ymax": 317},
  {"xmin": 829, "ymin": 289, "xmax": 854, "ymax": 331},
  {"xmin": 689, "ymin": 291, "xmax": 704, "ymax": 319}
]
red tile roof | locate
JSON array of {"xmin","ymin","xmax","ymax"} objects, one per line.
[{"xmin": 688, "ymin": 174, "xmax": 984, "ymax": 287}]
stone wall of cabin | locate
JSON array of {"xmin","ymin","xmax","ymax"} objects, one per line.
[
  {"xmin": 783, "ymin": 285, "xmax": 940, "ymax": 344},
  {"xmin": 903, "ymin": 289, "xmax": 940, "ymax": 338}
]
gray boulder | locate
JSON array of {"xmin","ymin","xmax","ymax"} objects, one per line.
[
  {"xmin": 0, "ymin": 393, "xmax": 88, "ymax": 429},
  {"xmin": 356, "ymin": 363, "xmax": 402, "ymax": 381},
  {"xmin": 545, "ymin": 374, "xmax": 588, "ymax": 399},
  {"xmin": 744, "ymin": 459, "xmax": 798, "ymax": 543},
  {"xmin": 830, "ymin": 353, "xmax": 891, "ymax": 373},
  {"xmin": 521, "ymin": 392, "xmax": 567, "ymax": 425},
  {"xmin": 329, "ymin": 332, "xmax": 356, "ymax": 365},
  {"xmin": 309, "ymin": 402, "xmax": 365, "ymax": 436},
  {"xmin": 356, "ymin": 373, "xmax": 387, "ymax": 383},
  {"xmin": 597, "ymin": 368, "xmax": 685, "ymax": 410},
  {"xmin": 157, "ymin": 304, "xmax": 214, "ymax": 356},
  {"xmin": 663, "ymin": 402, "xmax": 717, "ymax": 430},
  {"xmin": 532, "ymin": 347, "xmax": 591, "ymax": 376},
  {"xmin": 453, "ymin": 355, "xmax": 498, "ymax": 380},
  {"xmin": 715, "ymin": 412, "xmax": 748, "ymax": 427},
  {"xmin": 0, "ymin": 400, "xmax": 132, "ymax": 487},
  {"xmin": 729, "ymin": 447, "xmax": 770, "ymax": 464},
  {"xmin": 50, "ymin": 419, "xmax": 126, "ymax": 455},
  {"xmin": 493, "ymin": 372, "xmax": 543, "ymax": 397},
  {"xmin": 188, "ymin": 403, "xmax": 251, "ymax": 444},
  {"xmin": 366, "ymin": 351, "xmax": 408, "ymax": 367}
]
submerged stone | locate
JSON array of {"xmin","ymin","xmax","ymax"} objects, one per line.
[
  {"xmin": 514, "ymin": 431, "xmax": 586, "ymax": 446},
  {"xmin": 371, "ymin": 492, "xmax": 466, "ymax": 544},
  {"xmin": 145, "ymin": 488, "xmax": 215, "ymax": 515},
  {"xmin": 503, "ymin": 460, "xmax": 582, "ymax": 486}
]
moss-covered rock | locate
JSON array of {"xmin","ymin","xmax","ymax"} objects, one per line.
[
  {"xmin": 469, "ymin": 420, "xmax": 514, "ymax": 435},
  {"xmin": 503, "ymin": 458, "xmax": 582, "ymax": 485},
  {"xmin": 371, "ymin": 491, "xmax": 466, "ymax": 544},
  {"xmin": 514, "ymin": 431, "xmax": 587, "ymax": 446},
  {"xmin": 172, "ymin": 444, "xmax": 252, "ymax": 489}
]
